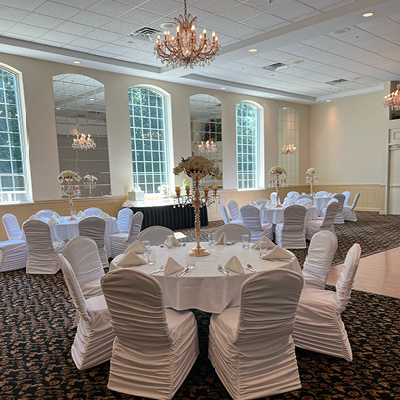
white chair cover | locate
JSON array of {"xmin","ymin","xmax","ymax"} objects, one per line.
[
  {"xmin": 296, "ymin": 193, "xmax": 313, "ymax": 202},
  {"xmin": 219, "ymin": 203, "xmax": 230, "ymax": 224},
  {"xmin": 296, "ymin": 198, "xmax": 313, "ymax": 207},
  {"xmin": 138, "ymin": 225, "xmax": 175, "ymax": 246},
  {"xmin": 302, "ymin": 230, "xmax": 338, "ymax": 289},
  {"xmin": 306, "ymin": 200, "xmax": 338, "ymax": 240},
  {"xmin": 214, "ymin": 224, "xmax": 251, "ymax": 243},
  {"xmin": 343, "ymin": 192, "xmax": 360, "ymax": 222},
  {"xmin": 110, "ymin": 211, "xmax": 143, "ymax": 257},
  {"xmin": 101, "ymin": 269, "xmax": 199, "ymax": 399},
  {"xmin": 275, "ymin": 205, "xmax": 307, "ymax": 249},
  {"xmin": 78, "ymin": 217, "xmax": 108, "ymax": 268},
  {"xmin": 227, "ymin": 200, "xmax": 242, "ymax": 223},
  {"xmin": 269, "ymin": 192, "xmax": 278, "ymax": 205},
  {"xmin": 2, "ymin": 213, "xmax": 22, "ymax": 240},
  {"xmin": 254, "ymin": 198, "xmax": 269, "ymax": 206},
  {"xmin": 287, "ymin": 191, "xmax": 300, "ymax": 198},
  {"xmin": 342, "ymin": 191, "xmax": 351, "ymax": 206},
  {"xmin": 321, "ymin": 194, "xmax": 345, "ymax": 224},
  {"xmin": 240, "ymin": 204, "xmax": 273, "ymax": 242},
  {"xmin": 58, "ymin": 254, "xmax": 114, "ymax": 370},
  {"xmin": 64, "ymin": 236, "xmax": 104, "ymax": 299},
  {"xmin": 293, "ymin": 244, "xmax": 361, "ymax": 361},
  {"xmin": 83, "ymin": 207, "xmax": 103, "ymax": 217},
  {"xmin": 23, "ymin": 220, "xmax": 65, "ymax": 274},
  {"xmin": 0, "ymin": 240, "xmax": 27, "ymax": 272},
  {"xmin": 35, "ymin": 209, "xmax": 56, "ymax": 219},
  {"xmin": 208, "ymin": 268, "xmax": 304, "ymax": 400},
  {"xmin": 316, "ymin": 191, "xmax": 329, "ymax": 197},
  {"xmin": 117, "ymin": 208, "xmax": 133, "ymax": 232}
]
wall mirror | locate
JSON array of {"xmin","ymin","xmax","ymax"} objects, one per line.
[{"xmin": 52, "ymin": 74, "xmax": 111, "ymax": 196}]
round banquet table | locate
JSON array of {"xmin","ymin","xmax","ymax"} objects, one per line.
[
  {"xmin": 259, "ymin": 205, "xmax": 319, "ymax": 224},
  {"xmin": 110, "ymin": 242, "xmax": 301, "ymax": 314}
]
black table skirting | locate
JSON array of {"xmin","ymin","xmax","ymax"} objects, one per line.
[{"xmin": 129, "ymin": 204, "xmax": 208, "ymax": 230}]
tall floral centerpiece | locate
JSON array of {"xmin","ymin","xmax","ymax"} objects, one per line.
[
  {"xmin": 174, "ymin": 156, "xmax": 222, "ymax": 257},
  {"xmin": 84, "ymin": 174, "xmax": 97, "ymax": 197},
  {"xmin": 306, "ymin": 168, "xmax": 318, "ymax": 196},
  {"xmin": 58, "ymin": 170, "xmax": 81, "ymax": 220},
  {"xmin": 268, "ymin": 166, "xmax": 286, "ymax": 207}
]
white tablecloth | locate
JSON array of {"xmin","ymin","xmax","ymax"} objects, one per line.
[
  {"xmin": 260, "ymin": 205, "xmax": 319, "ymax": 224},
  {"xmin": 110, "ymin": 242, "xmax": 301, "ymax": 314}
]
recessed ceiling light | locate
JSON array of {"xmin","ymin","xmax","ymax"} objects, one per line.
[
  {"xmin": 175, "ymin": 71, "xmax": 181, "ymax": 75},
  {"xmin": 292, "ymin": 59, "xmax": 304, "ymax": 64},
  {"xmin": 220, "ymin": 87, "xmax": 226, "ymax": 90},
  {"xmin": 248, "ymin": 48, "xmax": 258, "ymax": 53},
  {"xmin": 160, "ymin": 22, "xmax": 176, "ymax": 30},
  {"xmin": 332, "ymin": 28, "xmax": 351, "ymax": 35},
  {"xmin": 72, "ymin": 60, "xmax": 81, "ymax": 64},
  {"xmin": 269, "ymin": 96, "xmax": 274, "ymax": 98},
  {"xmin": 326, "ymin": 99, "xmax": 331, "ymax": 103},
  {"xmin": 89, "ymin": 98, "xmax": 95, "ymax": 101},
  {"xmin": 56, "ymin": 107, "xmax": 61, "ymax": 110},
  {"xmin": 363, "ymin": 12, "xmax": 374, "ymax": 17}
]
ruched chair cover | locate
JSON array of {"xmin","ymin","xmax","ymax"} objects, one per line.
[
  {"xmin": 296, "ymin": 198, "xmax": 313, "ymax": 207},
  {"xmin": 23, "ymin": 220, "xmax": 65, "ymax": 274},
  {"xmin": 64, "ymin": 236, "xmax": 104, "ymax": 299},
  {"xmin": 293, "ymin": 244, "xmax": 361, "ymax": 362},
  {"xmin": 287, "ymin": 191, "xmax": 300, "ymax": 198},
  {"xmin": 78, "ymin": 217, "xmax": 108, "ymax": 268},
  {"xmin": 82, "ymin": 207, "xmax": 103, "ymax": 217},
  {"xmin": 138, "ymin": 225, "xmax": 175, "ymax": 245},
  {"xmin": 35, "ymin": 209, "xmax": 56, "ymax": 219},
  {"xmin": 302, "ymin": 231, "xmax": 338, "ymax": 289},
  {"xmin": 306, "ymin": 200, "xmax": 338, "ymax": 240},
  {"xmin": 343, "ymin": 192, "xmax": 360, "ymax": 222},
  {"xmin": 316, "ymin": 191, "xmax": 329, "ymax": 197},
  {"xmin": 342, "ymin": 191, "xmax": 351, "ymax": 206},
  {"xmin": 275, "ymin": 205, "xmax": 307, "ymax": 249},
  {"xmin": 219, "ymin": 203, "xmax": 231, "ymax": 224},
  {"xmin": 0, "ymin": 240, "xmax": 27, "ymax": 272},
  {"xmin": 269, "ymin": 192, "xmax": 278, "ymax": 205},
  {"xmin": 58, "ymin": 254, "xmax": 114, "ymax": 370},
  {"xmin": 2, "ymin": 213, "xmax": 22, "ymax": 240},
  {"xmin": 214, "ymin": 224, "xmax": 251, "ymax": 243},
  {"xmin": 101, "ymin": 269, "xmax": 199, "ymax": 399},
  {"xmin": 117, "ymin": 208, "xmax": 133, "ymax": 233},
  {"xmin": 321, "ymin": 194, "xmax": 345, "ymax": 224},
  {"xmin": 110, "ymin": 211, "xmax": 143, "ymax": 258},
  {"xmin": 254, "ymin": 198, "xmax": 269, "ymax": 207},
  {"xmin": 296, "ymin": 193, "xmax": 313, "ymax": 202},
  {"xmin": 227, "ymin": 200, "xmax": 242, "ymax": 223},
  {"xmin": 208, "ymin": 268, "xmax": 304, "ymax": 400},
  {"xmin": 240, "ymin": 205, "xmax": 273, "ymax": 242}
]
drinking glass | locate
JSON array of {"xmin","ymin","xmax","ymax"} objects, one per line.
[
  {"xmin": 259, "ymin": 239, "xmax": 268, "ymax": 257},
  {"xmin": 141, "ymin": 240, "xmax": 150, "ymax": 256},
  {"xmin": 166, "ymin": 235, "xmax": 174, "ymax": 249},
  {"xmin": 209, "ymin": 232, "xmax": 216, "ymax": 247},
  {"xmin": 147, "ymin": 247, "xmax": 156, "ymax": 265},
  {"xmin": 186, "ymin": 252, "xmax": 196, "ymax": 269},
  {"xmin": 242, "ymin": 234, "xmax": 250, "ymax": 248}
]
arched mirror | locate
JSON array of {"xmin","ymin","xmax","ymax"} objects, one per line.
[
  {"xmin": 190, "ymin": 94, "xmax": 222, "ymax": 187},
  {"xmin": 52, "ymin": 74, "xmax": 111, "ymax": 196}
]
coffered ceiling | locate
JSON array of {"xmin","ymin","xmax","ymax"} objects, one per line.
[{"xmin": 0, "ymin": 0, "xmax": 399, "ymax": 103}]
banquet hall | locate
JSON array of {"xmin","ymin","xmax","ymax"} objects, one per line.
[{"xmin": 0, "ymin": 0, "xmax": 399, "ymax": 399}]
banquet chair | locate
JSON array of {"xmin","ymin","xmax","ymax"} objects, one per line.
[
  {"xmin": 293, "ymin": 244, "xmax": 361, "ymax": 361},
  {"xmin": 117, "ymin": 208, "xmax": 133, "ymax": 233},
  {"xmin": 23, "ymin": 220, "xmax": 65, "ymax": 274},
  {"xmin": 219, "ymin": 203, "xmax": 231, "ymax": 224},
  {"xmin": 302, "ymin": 230, "xmax": 338, "ymax": 289},
  {"xmin": 78, "ymin": 217, "xmax": 108, "ymax": 268},
  {"xmin": 296, "ymin": 198, "xmax": 313, "ymax": 207},
  {"xmin": 110, "ymin": 211, "xmax": 143, "ymax": 257},
  {"xmin": 321, "ymin": 193, "xmax": 345, "ymax": 224},
  {"xmin": 58, "ymin": 254, "xmax": 114, "ymax": 370},
  {"xmin": 254, "ymin": 198, "xmax": 269, "ymax": 207},
  {"xmin": 64, "ymin": 236, "xmax": 104, "ymax": 299},
  {"xmin": 275, "ymin": 205, "xmax": 307, "ymax": 249},
  {"xmin": 83, "ymin": 207, "xmax": 103, "ymax": 217},
  {"xmin": 287, "ymin": 191, "xmax": 300, "ymax": 198},
  {"xmin": 208, "ymin": 268, "xmax": 304, "ymax": 400},
  {"xmin": 138, "ymin": 225, "xmax": 175, "ymax": 245},
  {"xmin": 214, "ymin": 224, "xmax": 251, "ymax": 243},
  {"xmin": 306, "ymin": 200, "xmax": 338, "ymax": 240},
  {"xmin": 227, "ymin": 200, "xmax": 242, "ymax": 223},
  {"xmin": 0, "ymin": 240, "xmax": 27, "ymax": 272},
  {"xmin": 240, "ymin": 205, "xmax": 273, "ymax": 242},
  {"xmin": 296, "ymin": 193, "xmax": 313, "ymax": 202},
  {"xmin": 343, "ymin": 192, "xmax": 360, "ymax": 222},
  {"xmin": 2, "ymin": 213, "xmax": 22, "ymax": 240},
  {"xmin": 101, "ymin": 269, "xmax": 199, "ymax": 399},
  {"xmin": 35, "ymin": 209, "xmax": 56, "ymax": 219},
  {"xmin": 316, "ymin": 191, "xmax": 329, "ymax": 197},
  {"xmin": 269, "ymin": 192, "xmax": 278, "ymax": 205},
  {"xmin": 342, "ymin": 191, "xmax": 351, "ymax": 206}
]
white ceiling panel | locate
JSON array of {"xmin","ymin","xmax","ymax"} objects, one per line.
[
  {"xmin": 0, "ymin": 0, "xmax": 46, "ymax": 12},
  {"xmin": 0, "ymin": 5, "xmax": 29, "ymax": 22},
  {"xmin": 87, "ymin": 0, "xmax": 134, "ymax": 18},
  {"xmin": 0, "ymin": 19, "xmax": 16, "ymax": 32},
  {"xmin": 39, "ymin": 30, "xmax": 80, "ymax": 44},
  {"xmin": 6, "ymin": 23, "xmax": 49, "ymax": 38},
  {"xmin": 69, "ymin": 10, "xmax": 114, "ymax": 27},
  {"xmin": 269, "ymin": 2, "xmax": 320, "ymax": 21},
  {"xmin": 20, "ymin": 13, "xmax": 63, "ymax": 29},
  {"xmin": 222, "ymin": 4, "xmax": 264, "ymax": 23},
  {"xmin": 34, "ymin": 1, "xmax": 81, "ymax": 19}
]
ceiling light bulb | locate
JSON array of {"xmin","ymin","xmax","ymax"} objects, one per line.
[
  {"xmin": 248, "ymin": 48, "xmax": 258, "ymax": 53},
  {"xmin": 72, "ymin": 60, "xmax": 81, "ymax": 64},
  {"xmin": 220, "ymin": 87, "xmax": 226, "ymax": 90},
  {"xmin": 363, "ymin": 12, "xmax": 374, "ymax": 17},
  {"xmin": 326, "ymin": 99, "xmax": 331, "ymax": 103}
]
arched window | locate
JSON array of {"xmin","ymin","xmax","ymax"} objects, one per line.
[
  {"xmin": 236, "ymin": 102, "xmax": 260, "ymax": 189},
  {"xmin": 128, "ymin": 87, "xmax": 170, "ymax": 194},
  {"xmin": 0, "ymin": 65, "xmax": 29, "ymax": 203}
]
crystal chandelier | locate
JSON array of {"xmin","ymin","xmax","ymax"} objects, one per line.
[
  {"xmin": 198, "ymin": 140, "xmax": 217, "ymax": 153},
  {"xmin": 282, "ymin": 144, "xmax": 296, "ymax": 154},
  {"xmin": 154, "ymin": 0, "xmax": 221, "ymax": 68},
  {"xmin": 72, "ymin": 133, "xmax": 96, "ymax": 150},
  {"xmin": 384, "ymin": 84, "xmax": 400, "ymax": 110}
]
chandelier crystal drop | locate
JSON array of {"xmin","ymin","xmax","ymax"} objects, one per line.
[
  {"xmin": 198, "ymin": 140, "xmax": 217, "ymax": 153},
  {"xmin": 282, "ymin": 144, "xmax": 296, "ymax": 154},
  {"xmin": 154, "ymin": 0, "xmax": 221, "ymax": 68},
  {"xmin": 72, "ymin": 133, "xmax": 96, "ymax": 150},
  {"xmin": 384, "ymin": 84, "xmax": 400, "ymax": 110}
]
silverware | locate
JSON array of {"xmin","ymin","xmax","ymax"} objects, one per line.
[
  {"xmin": 176, "ymin": 267, "xmax": 189, "ymax": 277},
  {"xmin": 218, "ymin": 264, "xmax": 229, "ymax": 276},
  {"xmin": 244, "ymin": 264, "xmax": 257, "ymax": 272},
  {"xmin": 150, "ymin": 265, "xmax": 165, "ymax": 274},
  {"xmin": 226, "ymin": 242, "xmax": 235, "ymax": 246}
]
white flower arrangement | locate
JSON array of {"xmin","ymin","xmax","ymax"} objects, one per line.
[
  {"xmin": 174, "ymin": 156, "xmax": 222, "ymax": 180},
  {"xmin": 268, "ymin": 166, "xmax": 286, "ymax": 176},
  {"xmin": 57, "ymin": 170, "xmax": 81, "ymax": 183},
  {"xmin": 158, "ymin": 184, "xmax": 169, "ymax": 195},
  {"xmin": 84, "ymin": 174, "xmax": 98, "ymax": 183},
  {"xmin": 306, "ymin": 168, "xmax": 317, "ymax": 175}
]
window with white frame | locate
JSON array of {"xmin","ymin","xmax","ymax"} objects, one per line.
[
  {"xmin": 0, "ymin": 66, "xmax": 29, "ymax": 203},
  {"xmin": 236, "ymin": 102, "xmax": 259, "ymax": 189},
  {"xmin": 128, "ymin": 87, "xmax": 169, "ymax": 194}
]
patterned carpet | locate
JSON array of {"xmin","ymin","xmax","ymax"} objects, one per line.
[{"xmin": 1, "ymin": 211, "xmax": 400, "ymax": 399}]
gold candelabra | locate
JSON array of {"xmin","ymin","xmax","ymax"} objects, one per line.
[
  {"xmin": 60, "ymin": 178, "xmax": 80, "ymax": 220},
  {"xmin": 306, "ymin": 171, "xmax": 318, "ymax": 196},
  {"xmin": 174, "ymin": 173, "xmax": 218, "ymax": 256},
  {"xmin": 268, "ymin": 173, "xmax": 286, "ymax": 207}
]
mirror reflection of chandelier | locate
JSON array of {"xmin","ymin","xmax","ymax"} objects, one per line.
[
  {"xmin": 198, "ymin": 140, "xmax": 217, "ymax": 153},
  {"xmin": 384, "ymin": 83, "xmax": 400, "ymax": 110},
  {"xmin": 72, "ymin": 133, "xmax": 96, "ymax": 150},
  {"xmin": 282, "ymin": 144, "xmax": 296, "ymax": 154}
]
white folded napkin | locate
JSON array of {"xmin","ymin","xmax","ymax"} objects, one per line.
[
  {"xmin": 252, "ymin": 236, "xmax": 275, "ymax": 250},
  {"xmin": 125, "ymin": 240, "xmax": 147, "ymax": 254},
  {"xmin": 302, "ymin": 201, "xmax": 313, "ymax": 209},
  {"xmin": 118, "ymin": 251, "xmax": 147, "ymax": 267},
  {"xmin": 99, "ymin": 211, "xmax": 112, "ymax": 220},
  {"xmin": 260, "ymin": 245, "xmax": 293, "ymax": 260},
  {"xmin": 47, "ymin": 216, "xmax": 59, "ymax": 226},
  {"xmin": 216, "ymin": 232, "xmax": 227, "ymax": 245},
  {"xmin": 77, "ymin": 211, "xmax": 83, "ymax": 218},
  {"xmin": 164, "ymin": 236, "xmax": 181, "ymax": 247},
  {"xmin": 259, "ymin": 204, "xmax": 268, "ymax": 210},
  {"xmin": 164, "ymin": 257, "xmax": 184, "ymax": 276},
  {"xmin": 225, "ymin": 256, "xmax": 244, "ymax": 274}
]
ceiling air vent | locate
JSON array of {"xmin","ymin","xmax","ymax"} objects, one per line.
[
  {"xmin": 326, "ymin": 79, "xmax": 348, "ymax": 85},
  {"xmin": 128, "ymin": 27, "xmax": 161, "ymax": 42},
  {"xmin": 263, "ymin": 62, "xmax": 288, "ymax": 72}
]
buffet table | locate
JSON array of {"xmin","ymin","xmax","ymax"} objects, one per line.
[{"xmin": 110, "ymin": 242, "xmax": 301, "ymax": 314}]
